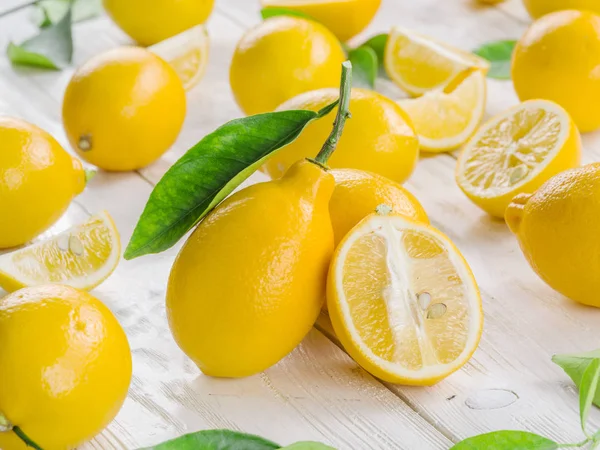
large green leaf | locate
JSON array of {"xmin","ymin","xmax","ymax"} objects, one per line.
[
  {"xmin": 579, "ymin": 358, "xmax": 600, "ymax": 433},
  {"xmin": 450, "ymin": 431, "xmax": 558, "ymax": 450},
  {"xmin": 33, "ymin": 0, "xmax": 103, "ymax": 27},
  {"xmin": 125, "ymin": 102, "xmax": 338, "ymax": 259},
  {"xmin": 553, "ymin": 349, "xmax": 600, "ymax": 409},
  {"xmin": 348, "ymin": 46, "xmax": 377, "ymax": 89},
  {"xmin": 139, "ymin": 430, "xmax": 280, "ymax": 450}
]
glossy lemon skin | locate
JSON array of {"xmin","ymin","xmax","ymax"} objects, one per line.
[
  {"xmin": 0, "ymin": 117, "xmax": 85, "ymax": 249},
  {"xmin": 264, "ymin": 88, "xmax": 420, "ymax": 183},
  {"xmin": 522, "ymin": 0, "xmax": 600, "ymax": 18},
  {"xmin": 63, "ymin": 47, "xmax": 186, "ymax": 172},
  {"xmin": 0, "ymin": 285, "xmax": 132, "ymax": 450},
  {"xmin": 260, "ymin": 0, "xmax": 381, "ymax": 42},
  {"xmin": 506, "ymin": 164, "xmax": 600, "ymax": 307},
  {"xmin": 103, "ymin": 0, "xmax": 215, "ymax": 46},
  {"xmin": 330, "ymin": 169, "xmax": 429, "ymax": 246},
  {"xmin": 167, "ymin": 160, "xmax": 335, "ymax": 378},
  {"xmin": 512, "ymin": 10, "xmax": 600, "ymax": 132},
  {"xmin": 229, "ymin": 16, "xmax": 346, "ymax": 115}
]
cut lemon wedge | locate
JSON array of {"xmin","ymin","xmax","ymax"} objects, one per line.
[
  {"xmin": 150, "ymin": 24, "xmax": 209, "ymax": 91},
  {"xmin": 398, "ymin": 69, "xmax": 487, "ymax": 152},
  {"xmin": 327, "ymin": 210, "xmax": 483, "ymax": 385},
  {"xmin": 0, "ymin": 211, "xmax": 121, "ymax": 292},
  {"xmin": 456, "ymin": 99, "xmax": 582, "ymax": 218},
  {"xmin": 384, "ymin": 26, "xmax": 489, "ymax": 97}
]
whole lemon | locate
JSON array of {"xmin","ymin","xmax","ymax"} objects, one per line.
[
  {"xmin": 512, "ymin": 10, "xmax": 600, "ymax": 132},
  {"xmin": 63, "ymin": 47, "xmax": 186, "ymax": 172},
  {"xmin": 103, "ymin": 0, "xmax": 215, "ymax": 46},
  {"xmin": 229, "ymin": 16, "xmax": 346, "ymax": 115},
  {"xmin": 263, "ymin": 88, "xmax": 420, "ymax": 183},
  {"xmin": 506, "ymin": 164, "xmax": 600, "ymax": 307},
  {"xmin": 522, "ymin": 0, "xmax": 600, "ymax": 18},
  {"xmin": 0, "ymin": 117, "xmax": 85, "ymax": 249},
  {"xmin": 330, "ymin": 169, "xmax": 429, "ymax": 246},
  {"xmin": 167, "ymin": 160, "xmax": 334, "ymax": 378},
  {"xmin": 0, "ymin": 285, "xmax": 132, "ymax": 449}
]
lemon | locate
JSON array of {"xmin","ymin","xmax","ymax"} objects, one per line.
[
  {"xmin": 456, "ymin": 99, "xmax": 581, "ymax": 218},
  {"xmin": 522, "ymin": 0, "xmax": 600, "ymax": 19},
  {"xmin": 506, "ymin": 164, "xmax": 600, "ymax": 308},
  {"xmin": 150, "ymin": 24, "xmax": 209, "ymax": 91},
  {"xmin": 229, "ymin": 16, "xmax": 345, "ymax": 115},
  {"xmin": 398, "ymin": 69, "xmax": 486, "ymax": 152},
  {"xmin": 63, "ymin": 47, "xmax": 186, "ymax": 172},
  {"xmin": 260, "ymin": 0, "xmax": 381, "ymax": 41},
  {"xmin": 0, "ymin": 117, "xmax": 85, "ymax": 249},
  {"xmin": 263, "ymin": 88, "xmax": 420, "ymax": 183},
  {"xmin": 512, "ymin": 10, "xmax": 600, "ymax": 132},
  {"xmin": 0, "ymin": 285, "xmax": 131, "ymax": 450},
  {"xmin": 327, "ymin": 210, "xmax": 483, "ymax": 385},
  {"xmin": 384, "ymin": 26, "xmax": 489, "ymax": 97},
  {"xmin": 0, "ymin": 211, "xmax": 120, "ymax": 293},
  {"xmin": 330, "ymin": 169, "xmax": 429, "ymax": 246},
  {"xmin": 103, "ymin": 0, "xmax": 214, "ymax": 46}
]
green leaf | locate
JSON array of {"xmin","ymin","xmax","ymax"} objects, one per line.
[
  {"xmin": 473, "ymin": 40, "xmax": 516, "ymax": 80},
  {"xmin": 361, "ymin": 33, "xmax": 388, "ymax": 67},
  {"xmin": 348, "ymin": 46, "xmax": 377, "ymax": 89},
  {"xmin": 125, "ymin": 101, "xmax": 338, "ymax": 260},
  {"xmin": 553, "ymin": 349, "xmax": 600, "ymax": 409},
  {"xmin": 281, "ymin": 443, "xmax": 336, "ymax": 450},
  {"xmin": 260, "ymin": 7, "xmax": 315, "ymax": 22},
  {"xmin": 580, "ymin": 359, "xmax": 600, "ymax": 434},
  {"xmin": 84, "ymin": 169, "xmax": 97, "ymax": 184},
  {"xmin": 7, "ymin": 6, "xmax": 73, "ymax": 69},
  {"xmin": 33, "ymin": 0, "xmax": 103, "ymax": 27},
  {"xmin": 450, "ymin": 431, "xmax": 558, "ymax": 450},
  {"xmin": 139, "ymin": 429, "xmax": 280, "ymax": 450}
]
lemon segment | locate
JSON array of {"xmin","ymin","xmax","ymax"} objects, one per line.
[
  {"xmin": 384, "ymin": 26, "xmax": 489, "ymax": 97},
  {"xmin": 456, "ymin": 99, "xmax": 582, "ymax": 218},
  {"xmin": 327, "ymin": 213, "xmax": 483, "ymax": 385},
  {"xmin": 0, "ymin": 211, "xmax": 121, "ymax": 292},
  {"xmin": 398, "ymin": 70, "xmax": 487, "ymax": 152},
  {"xmin": 150, "ymin": 24, "xmax": 210, "ymax": 91}
]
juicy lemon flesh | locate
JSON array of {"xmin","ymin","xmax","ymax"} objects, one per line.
[
  {"xmin": 461, "ymin": 107, "xmax": 562, "ymax": 198},
  {"xmin": 342, "ymin": 224, "xmax": 470, "ymax": 373}
]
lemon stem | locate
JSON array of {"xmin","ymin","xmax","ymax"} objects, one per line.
[
  {"xmin": 313, "ymin": 61, "xmax": 353, "ymax": 167},
  {"xmin": 0, "ymin": 414, "xmax": 43, "ymax": 450}
]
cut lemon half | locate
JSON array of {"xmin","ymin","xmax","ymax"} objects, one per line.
[
  {"xmin": 398, "ymin": 69, "xmax": 487, "ymax": 152},
  {"xmin": 0, "ymin": 211, "xmax": 121, "ymax": 292},
  {"xmin": 150, "ymin": 24, "xmax": 209, "ymax": 91},
  {"xmin": 456, "ymin": 99, "xmax": 582, "ymax": 218},
  {"xmin": 384, "ymin": 26, "xmax": 489, "ymax": 97},
  {"xmin": 327, "ymin": 210, "xmax": 483, "ymax": 385}
]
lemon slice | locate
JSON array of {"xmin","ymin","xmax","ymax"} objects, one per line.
[
  {"xmin": 456, "ymin": 99, "xmax": 582, "ymax": 218},
  {"xmin": 384, "ymin": 26, "xmax": 489, "ymax": 97},
  {"xmin": 150, "ymin": 24, "xmax": 209, "ymax": 91},
  {"xmin": 0, "ymin": 211, "xmax": 121, "ymax": 292},
  {"xmin": 398, "ymin": 70, "xmax": 487, "ymax": 152},
  {"xmin": 327, "ymin": 210, "xmax": 483, "ymax": 385}
]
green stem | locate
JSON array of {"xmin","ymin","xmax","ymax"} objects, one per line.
[
  {"xmin": 0, "ymin": 1, "xmax": 40, "ymax": 19},
  {"xmin": 313, "ymin": 60, "xmax": 353, "ymax": 167},
  {"xmin": 0, "ymin": 413, "xmax": 43, "ymax": 450}
]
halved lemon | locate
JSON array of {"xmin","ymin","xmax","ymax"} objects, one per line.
[
  {"xmin": 384, "ymin": 26, "xmax": 489, "ymax": 97},
  {"xmin": 456, "ymin": 99, "xmax": 582, "ymax": 218},
  {"xmin": 150, "ymin": 24, "xmax": 209, "ymax": 91},
  {"xmin": 327, "ymin": 209, "xmax": 483, "ymax": 385},
  {"xmin": 398, "ymin": 69, "xmax": 487, "ymax": 152},
  {"xmin": 0, "ymin": 211, "xmax": 121, "ymax": 292}
]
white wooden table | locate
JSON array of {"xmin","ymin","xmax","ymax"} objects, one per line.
[{"xmin": 2, "ymin": 1, "xmax": 600, "ymax": 449}]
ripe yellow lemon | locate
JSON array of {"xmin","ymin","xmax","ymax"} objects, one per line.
[
  {"xmin": 103, "ymin": 0, "xmax": 215, "ymax": 46},
  {"xmin": 512, "ymin": 10, "xmax": 600, "ymax": 132},
  {"xmin": 522, "ymin": 0, "xmax": 600, "ymax": 19},
  {"xmin": 327, "ymin": 210, "xmax": 483, "ymax": 385},
  {"xmin": 330, "ymin": 169, "xmax": 428, "ymax": 246},
  {"xmin": 260, "ymin": 0, "xmax": 381, "ymax": 42},
  {"xmin": 506, "ymin": 164, "xmax": 600, "ymax": 308},
  {"xmin": 263, "ymin": 88, "xmax": 419, "ymax": 183},
  {"xmin": 0, "ymin": 285, "xmax": 132, "ymax": 450},
  {"xmin": 229, "ymin": 16, "xmax": 345, "ymax": 115},
  {"xmin": 63, "ymin": 47, "xmax": 186, "ymax": 172},
  {"xmin": 0, "ymin": 117, "xmax": 85, "ymax": 249}
]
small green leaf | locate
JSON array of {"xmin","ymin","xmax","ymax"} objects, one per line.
[
  {"xmin": 580, "ymin": 359, "xmax": 600, "ymax": 434},
  {"xmin": 361, "ymin": 33, "xmax": 388, "ymax": 67},
  {"xmin": 125, "ymin": 101, "xmax": 338, "ymax": 260},
  {"xmin": 139, "ymin": 429, "xmax": 280, "ymax": 450},
  {"xmin": 473, "ymin": 40, "xmax": 516, "ymax": 80},
  {"xmin": 450, "ymin": 431, "xmax": 558, "ymax": 449},
  {"xmin": 33, "ymin": 0, "xmax": 103, "ymax": 27},
  {"xmin": 7, "ymin": 6, "xmax": 73, "ymax": 70},
  {"xmin": 260, "ymin": 7, "xmax": 315, "ymax": 22},
  {"xmin": 553, "ymin": 349, "xmax": 600, "ymax": 409},
  {"xmin": 84, "ymin": 169, "xmax": 97, "ymax": 184},
  {"xmin": 281, "ymin": 443, "xmax": 336, "ymax": 450},
  {"xmin": 348, "ymin": 46, "xmax": 377, "ymax": 89}
]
